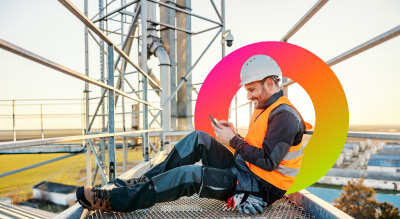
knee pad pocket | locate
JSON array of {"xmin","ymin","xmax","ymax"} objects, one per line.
[{"xmin": 199, "ymin": 167, "xmax": 237, "ymax": 201}]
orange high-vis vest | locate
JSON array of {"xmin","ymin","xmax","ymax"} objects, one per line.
[{"xmin": 227, "ymin": 96, "xmax": 312, "ymax": 191}]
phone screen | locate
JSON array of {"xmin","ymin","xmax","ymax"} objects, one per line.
[{"xmin": 209, "ymin": 115, "xmax": 217, "ymax": 126}]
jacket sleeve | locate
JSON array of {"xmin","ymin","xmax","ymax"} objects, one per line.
[{"xmin": 229, "ymin": 110, "xmax": 303, "ymax": 171}]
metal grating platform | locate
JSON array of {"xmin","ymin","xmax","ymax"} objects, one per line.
[{"xmin": 88, "ymin": 195, "xmax": 315, "ymax": 219}]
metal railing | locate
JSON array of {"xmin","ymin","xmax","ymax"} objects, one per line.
[{"xmin": 0, "ymin": 0, "xmax": 229, "ymax": 188}]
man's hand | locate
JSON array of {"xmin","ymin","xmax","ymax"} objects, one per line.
[
  {"xmin": 218, "ymin": 120, "xmax": 236, "ymax": 134},
  {"xmin": 211, "ymin": 121, "xmax": 235, "ymax": 145},
  {"xmin": 227, "ymin": 193, "xmax": 268, "ymax": 214}
]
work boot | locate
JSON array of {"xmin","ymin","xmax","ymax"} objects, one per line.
[
  {"xmin": 76, "ymin": 186, "xmax": 112, "ymax": 211},
  {"xmin": 114, "ymin": 175, "xmax": 150, "ymax": 187}
]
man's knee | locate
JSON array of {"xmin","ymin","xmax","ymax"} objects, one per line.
[
  {"xmin": 191, "ymin": 130, "xmax": 211, "ymax": 139},
  {"xmin": 199, "ymin": 167, "xmax": 237, "ymax": 201},
  {"xmin": 151, "ymin": 165, "xmax": 202, "ymax": 193},
  {"xmin": 174, "ymin": 131, "xmax": 213, "ymax": 158}
]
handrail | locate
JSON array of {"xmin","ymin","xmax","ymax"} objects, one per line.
[
  {"xmin": 0, "ymin": 129, "xmax": 163, "ymax": 150},
  {"xmin": 281, "ymin": 0, "xmax": 329, "ymax": 42},
  {"xmin": 0, "ymin": 39, "xmax": 161, "ymax": 111},
  {"xmin": 282, "ymin": 25, "xmax": 400, "ymax": 88},
  {"xmin": 326, "ymin": 25, "xmax": 400, "ymax": 66},
  {"xmin": 304, "ymin": 130, "xmax": 400, "ymax": 140}
]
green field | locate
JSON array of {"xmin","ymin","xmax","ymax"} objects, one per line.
[{"xmin": 0, "ymin": 148, "xmax": 146, "ymax": 203}]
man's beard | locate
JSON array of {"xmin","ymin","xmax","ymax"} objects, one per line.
[{"xmin": 251, "ymin": 86, "xmax": 269, "ymax": 109}]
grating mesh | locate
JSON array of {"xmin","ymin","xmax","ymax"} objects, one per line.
[{"xmin": 88, "ymin": 195, "xmax": 315, "ymax": 219}]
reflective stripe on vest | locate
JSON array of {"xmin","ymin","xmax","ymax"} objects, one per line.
[{"xmin": 241, "ymin": 96, "xmax": 311, "ymax": 191}]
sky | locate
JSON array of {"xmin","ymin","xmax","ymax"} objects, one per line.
[{"xmin": 0, "ymin": 0, "xmax": 399, "ymax": 131}]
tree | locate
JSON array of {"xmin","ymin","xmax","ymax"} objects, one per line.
[
  {"xmin": 378, "ymin": 202, "xmax": 400, "ymax": 219},
  {"xmin": 333, "ymin": 176, "xmax": 378, "ymax": 219}
]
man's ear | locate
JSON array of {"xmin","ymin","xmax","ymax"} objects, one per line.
[{"xmin": 264, "ymin": 78, "xmax": 273, "ymax": 90}]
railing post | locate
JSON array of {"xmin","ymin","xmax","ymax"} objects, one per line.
[
  {"xmin": 98, "ymin": 0, "xmax": 107, "ymax": 186},
  {"xmin": 108, "ymin": 44, "xmax": 116, "ymax": 182},
  {"xmin": 84, "ymin": 0, "xmax": 91, "ymax": 186},
  {"xmin": 120, "ymin": 0, "xmax": 127, "ymax": 173},
  {"xmin": 12, "ymin": 100, "xmax": 16, "ymax": 142},
  {"xmin": 141, "ymin": 0, "xmax": 149, "ymax": 161},
  {"xmin": 40, "ymin": 104, "xmax": 44, "ymax": 139},
  {"xmin": 249, "ymin": 102, "xmax": 252, "ymax": 123}
]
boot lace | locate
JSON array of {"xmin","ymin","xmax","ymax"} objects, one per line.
[{"xmin": 92, "ymin": 187, "xmax": 111, "ymax": 208}]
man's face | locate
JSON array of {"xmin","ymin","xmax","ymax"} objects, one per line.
[{"xmin": 244, "ymin": 80, "xmax": 272, "ymax": 109}]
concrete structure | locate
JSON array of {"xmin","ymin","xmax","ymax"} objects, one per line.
[
  {"xmin": 318, "ymin": 168, "xmax": 400, "ymax": 191},
  {"xmin": 33, "ymin": 181, "xmax": 77, "ymax": 206},
  {"xmin": 0, "ymin": 201, "xmax": 54, "ymax": 219}
]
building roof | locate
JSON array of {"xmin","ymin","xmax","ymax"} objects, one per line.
[
  {"xmin": 370, "ymin": 154, "xmax": 400, "ymax": 160},
  {"xmin": 33, "ymin": 181, "xmax": 77, "ymax": 194},
  {"xmin": 366, "ymin": 154, "xmax": 400, "ymax": 167},
  {"xmin": 325, "ymin": 168, "xmax": 400, "ymax": 181},
  {"xmin": 377, "ymin": 148, "xmax": 400, "ymax": 156},
  {"xmin": 367, "ymin": 159, "xmax": 400, "ymax": 167},
  {"xmin": 384, "ymin": 144, "xmax": 400, "ymax": 149}
]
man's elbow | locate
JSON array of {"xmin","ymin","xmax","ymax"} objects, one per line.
[{"xmin": 255, "ymin": 158, "xmax": 277, "ymax": 172}]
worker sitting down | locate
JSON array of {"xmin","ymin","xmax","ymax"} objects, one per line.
[{"xmin": 76, "ymin": 54, "xmax": 311, "ymax": 214}]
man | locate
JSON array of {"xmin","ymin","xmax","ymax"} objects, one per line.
[{"xmin": 76, "ymin": 54, "xmax": 310, "ymax": 214}]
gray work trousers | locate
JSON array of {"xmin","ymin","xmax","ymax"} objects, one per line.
[{"xmin": 110, "ymin": 131, "xmax": 275, "ymax": 212}]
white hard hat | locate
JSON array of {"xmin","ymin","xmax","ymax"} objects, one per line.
[{"xmin": 239, "ymin": 55, "xmax": 282, "ymax": 86}]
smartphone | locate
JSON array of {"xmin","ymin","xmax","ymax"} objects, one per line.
[{"xmin": 209, "ymin": 115, "xmax": 218, "ymax": 126}]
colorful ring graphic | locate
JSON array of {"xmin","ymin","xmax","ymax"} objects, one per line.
[{"xmin": 194, "ymin": 41, "xmax": 349, "ymax": 194}]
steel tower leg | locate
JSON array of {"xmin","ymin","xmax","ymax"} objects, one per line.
[
  {"xmin": 84, "ymin": 0, "xmax": 92, "ymax": 186},
  {"xmin": 176, "ymin": 0, "xmax": 192, "ymax": 131},
  {"xmin": 98, "ymin": 0, "xmax": 107, "ymax": 186},
  {"xmin": 141, "ymin": 0, "xmax": 149, "ymax": 161},
  {"xmin": 107, "ymin": 44, "xmax": 116, "ymax": 182}
]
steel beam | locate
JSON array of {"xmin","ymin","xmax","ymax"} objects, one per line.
[
  {"xmin": 12, "ymin": 100, "xmax": 16, "ymax": 142},
  {"xmin": 210, "ymin": 0, "xmax": 222, "ymax": 23},
  {"xmin": 160, "ymin": 0, "xmax": 177, "ymax": 130},
  {"xmin": 90, "ymin": 0, "xmax": 118, "ymax": 21},
  {"xmin": 58, "ymin": 0, "xmax": 162, "ymax": 91},
  {"xmin": 0, "ymin": 39, "xmax": 161, "ymax": 110},
  {"xmin": 282, "ymin": 25, "xmax": 400, "ymax": 88},
  {"xmin": 280, "ymin": 0, "xmax": 329, "ymax": 42},
  {"xmin": 326, "ymin": 25, "xmax": 400, "ymax": 66},
  {"xmin": 107, "ymin": 44, "xmax": 116, "ymax": 182},
  {"xmin": 0, "ymin": 129, "xmax": 162, "ymax": 150},
  {"xmin": 221, "ymin": 0, "xmax": 225, "ymax": 58},
  {"xmin": 147, "ymin": 18, "xmax": 195, "ymax": 34},
  {"xmin": 120, "ymin": 0, "xmax": 128, "ymax": 174},
  {"xmin": 93, "ymin": 0, "xmax": 138, "ymax": 23},
  {"xmin": 149, "ymin": 28, "xmax": 221, "ymax": 127},
  {"xmin": 40, "ymin": 104, "xmax": 44, "ymax": 139},
  {"xmin": 230, "ymin": 101, "xmax": 250, "ymax": 111},
  {"xmin": 147, "ymin": 0, "xmax": 222, "ymax": 26},
  {"xmin": 0, "ymin": 153, "xmax": 78, "ymax": 178},
  {"xmin": 141, "ymin": 0, "xmax": 150, "ymax": 161},
  {"xmin": 114, "ymin": 4, "xmax": 141, "ymax": 73},
  {"xmin": 84, "ymin": 0, "xmax": 91, "ymax": 187},
  {"xmin": 87, "ymin": 89, "xmax": 107, "ymax": 132},
  {"xmin": 185, "ymin": 0, "xmax": 193, "ymax": 130},
  {"xmin": 194, "ymin": 25, "xmax": 221, "ymax": 35},
  {"xmin": 281, "ymin": 79, "xmax": 296, "ymax": 88},
  {"xmin": 88, "ymin": 139, "xmax": 109, "ymax": 183}
]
